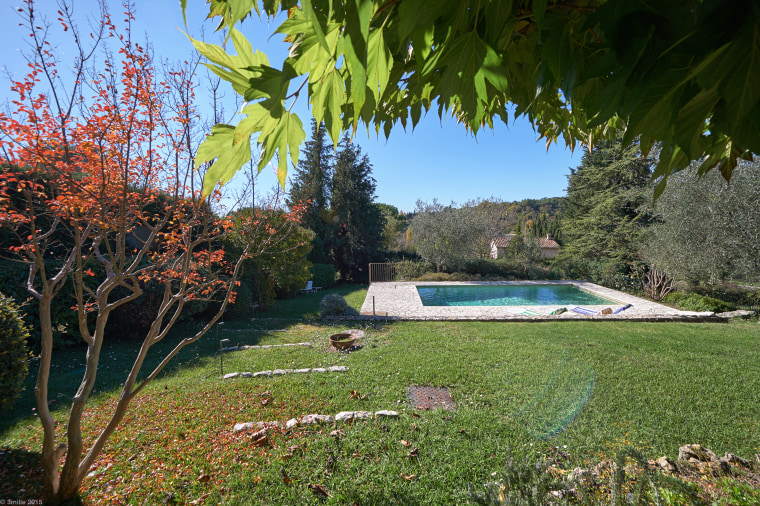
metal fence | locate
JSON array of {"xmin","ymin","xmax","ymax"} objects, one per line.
[{"xmin": 369, "ymin": 263, "xmax": 397, "ymax": 284}]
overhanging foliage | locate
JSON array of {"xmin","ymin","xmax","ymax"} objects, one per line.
[{"xmin": 187, "ymin": 0, "xmax": 760, "ymax": 199}]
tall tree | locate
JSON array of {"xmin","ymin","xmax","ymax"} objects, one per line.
[
  {"xmin": 190, "ymin": 1, "xmax": 760, "ymax": 201},
  {"xmin": 0, "ymin": 4, "xmax": 303, "ymax": 503},
  {"xmin": 643, "ymin": 159, "xmax": 760, "ymax": 285},
  {"xmin": 330, "ymin": 133, "xmax": 384, "ymax": 282},
  {"xmin": 287, "ymin": 119, "xmax": 332, "ymax": 263},
  {"xmin": 560, "ymin": 138, "xmax": 654, "ymax": 272}
]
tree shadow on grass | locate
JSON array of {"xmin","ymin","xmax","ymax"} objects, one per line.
[{"xmin": 0, "ymin": 447, "xmax": 43, "ymax": 500}]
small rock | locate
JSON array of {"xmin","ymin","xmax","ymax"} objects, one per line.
[
  {"xmin": 223, "ymin": 372, "xmax": 240, "ymax": 379},
  {"xmin": 335, "ymin": 411, "xmax": 356, "ymax": 422},
  {"xmin": 327, "ymin": 366, "xmax": 349, "ymax": 372},
  {"xmin": 592, "ymin": 460, "xmax": 617, "ymax": 477},
  {"xmin": 253, "ymin": 370, "xmax": 272, "ymax": 377},
  {"xmin": 233, "ymin": 421, "xmax": 280, "ymax": 432},
  {"xmin": 233, "ymin": 422, "xmax": 257, "ymax": 433},
  {"xmin": 293, "ymin": 368, "xmax": 311, "ymax": 374},
  {"xmin": 569, "ymin": 467, "xmax": 590, "ymax": 482},
  {"xmin": 312, "ymin": 368, "xmax": 326, "ymax": 373},
  {"xmin": 715, "ymin": 310, "xmax": 754, "ymax": 319},
  {"xmin": 720, "ymin": 453, "xmax": 753, "ymax": 469},
  {"xmin": 353, "ymin": 411, "xmax": 373, "ymax": 420},
  {"xmin": 301, "ymin": 414, "xmax": 334, "ymax": 425},
  {"xmin": 679, "ymin": 444, "xmax": 718, "ymax": 463},
  {"xmin": 656, "ymin": 456, "xmax": 677, "ymax": 473},
  {"xmin": 336, "ymin": 411, "xmax": 372, "ymax": 422},
  {"xmin": 285, "ymin": 418, "xmax": 299, "ymax": 429},
  {"xmin": 272, "ymin": 369, "xmax": 287, "ymax": 375},
  {"xmin": 375, "ymin": 410, "xmax": 399, "ymax": 418}
]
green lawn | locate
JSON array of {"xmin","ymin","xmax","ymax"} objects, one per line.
[{"xmin": 2, "ymin": 285, "xmax": 759, "ymax": 504}]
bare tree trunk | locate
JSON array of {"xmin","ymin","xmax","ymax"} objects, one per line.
[{"xmin": 36, "ymin": 294, "xmax": 66, "ymax": 504}]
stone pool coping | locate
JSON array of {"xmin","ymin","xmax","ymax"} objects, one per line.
[{"xmin": 356, "ymin": 280, "xmax": 717, "ymax": 322}]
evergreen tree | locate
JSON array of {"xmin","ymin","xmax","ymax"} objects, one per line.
[
  {"xmin": 560, "ymin": 138, "xmax": 654, "ymax": 275},
  {"xmin": 330, "ymin": 133, "xmax": 384, "ymax": 282},
  {"xmin": 287, "ymin": 119, "xmax": 332, "ymax": 263}
]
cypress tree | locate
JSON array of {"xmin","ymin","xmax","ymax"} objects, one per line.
[
  {"xmin": 330, "ymin": 133, "xmax": 384, "ymax": 282},
  {"xmin": 287, "ymin": 119, "xmax": 333, "ymax": 263}
]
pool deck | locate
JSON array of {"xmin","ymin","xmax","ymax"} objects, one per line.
[{"xmin": 357, "ymin": 281, "xmax": 716, "ymax": 322}]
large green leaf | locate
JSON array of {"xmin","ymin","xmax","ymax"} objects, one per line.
[
  {"xmin": 366, "ymin": 30, "xmax": 392, "ymax": 102},
  {"xmin": 198, "ymin": 125, "xmax": 252, "ymax": 198},
  {"xmin": 310, "ymin": 69, "xmax": 345, "ymax": 143}
]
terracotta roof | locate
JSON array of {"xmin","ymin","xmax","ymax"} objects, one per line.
[
  {"xmin": 538, "ymin": 236, "xmax": 560, "ymax": 249},
  {"xmin": 491, "ymin": 234, "xmax": 560, "ymax": 249},
  {"xmin": 491, "ymin": 234, "xmax": 515, "ymax": 248}
]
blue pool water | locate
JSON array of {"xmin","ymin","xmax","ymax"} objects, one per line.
[{"xmin": 417, "ymin": 284, "xmax": 616, "ymax": 306}]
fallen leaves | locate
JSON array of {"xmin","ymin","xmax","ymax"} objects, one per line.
[
  {"xmin": 308, "ymin": 483, "xmax": 331, "ymax": 498},
  {"xmin": 399, "ymin": 440, "xmax": 412, "ymax": 448},
  {"xmin": 197, "ymin": 472, "xmax": 211, "ymax": 483},
  {"xmin": 249, "ymin": 429, "xmax": 268, "ymax": 448},
  {"xmin": 189, "ymin": 492, "xmax": 210, "ymax": 505},
  {"xmin": 280, "ymin": 467, "xmax": 293, "ymax": 484},
  {"xmin": 400, "ymin": 473, "xmax": 417, "ymax": 481}
]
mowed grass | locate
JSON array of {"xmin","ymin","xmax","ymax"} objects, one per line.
[{"xmin": 1, "ymin": 285, "xmax": 759, "ymax": 504}]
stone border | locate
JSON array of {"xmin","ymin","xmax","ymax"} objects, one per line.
[
  {"xmin": 357, "ymin": 281, "xmax": 719, "ymax": 322},
  {"xmin": 223, "ymin": 365, "xmax": 348, "ymax": 379},
  {"xmin": 221, "ymin": 342, "xmax": 311, "ymax": 352},
  {"xmin": 233, "ymin": 410, "xmax": 400, "ymax": 432}
]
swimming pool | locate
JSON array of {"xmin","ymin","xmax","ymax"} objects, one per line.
[{"xmin": 417, "ymin": 284, "xmax": 617, "ymax": 306}]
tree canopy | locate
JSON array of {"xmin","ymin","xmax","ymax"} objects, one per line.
[{"xmin": 187, "ymin": 0, "xmax": 760, "ymax": 199}]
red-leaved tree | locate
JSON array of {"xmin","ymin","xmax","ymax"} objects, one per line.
[{"xmin": 0, "ymin": 1, "xmax": 306, "ymax": 503}]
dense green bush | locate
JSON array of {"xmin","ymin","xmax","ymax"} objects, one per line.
[
  {"xmin": 0, "ymin": 258, "xmax": 82, "ymax": 350},
  {"xmin": 395, "ymin": 260, "xmax": 432, "ymax": 280},
  {"xmin": 310, "ymin": 263, "xmax": 336, "ymax": 290},
  {"xmin": 320, "ymin": 294, "xmax": 359, "ymax": 317},
  {"xmin": 416, "ymin": 272, "xmax": 479, "ymax": 282},
  {"xmin": 663, "ymin": 292, "xmax": 736, "ymax": 313},
  {"xmin": 693, "ymin": 284, "xmax": 760, "ymax": 309},
  {"xmin": 0, "ymin": 293, "xmax": 31, "ymax": 412},
  {"xmin": 226, "ymin": 281, "xmax": 254, "ymax": 319},
  {"xmin": 106, "ymin": 278, "xmax": 210, "ymax": 340}
]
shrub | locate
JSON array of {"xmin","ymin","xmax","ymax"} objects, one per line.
[
  {"xmin": 0, "ymin": 258, "xmax": 81, "ymax": 350},
  {"xmin": 106, "ymin": 278, "xmax": 209, "ymax": 339},
  {"xmin": 395, "ymin": 260, "xmax": 432, "ymax": 280},
  {"xmin": 0, "ymin": 293, "xmax": 32, "ymax": 412},
  {"xmin": 310, "ymin": 263, "xmax": 336, "ymax": 290},
  {"xmin": 320, "ymin": 294, "xmax": 359, "ymax": 317},
  {"xmin": 663, "ymin": 292, "xmax": 736, "ymax": 312},
  {"xmin": 416, "ymin": 272, "xmax": 478, "ymax": 282},
  {"xmin": 227, "ymin": 282, "xmax": 254, "ymax": 319}
]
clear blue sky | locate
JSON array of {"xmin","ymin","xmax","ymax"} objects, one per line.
[{"xmin": 0, "ymin": 0, "xmax": 581, "ymax": 213}]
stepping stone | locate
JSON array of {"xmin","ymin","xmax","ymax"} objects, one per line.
[
  {"xmin": 223, "ymin": 366, "xmax": 349, "ymax": 379},
  {"xmin": 233, "ymin": 421, "xmax": 280, "ymax": 433},
  {"xmin": 335, "ymin": 411, "xmax": 373, "ymax": 422},
  {"xmin": 375, "ymin": 410, "xmax": 399, "ymax": 418},
  {"xmin": 301, "ymin": 414, "xmax": 334, "ymax": 425}
]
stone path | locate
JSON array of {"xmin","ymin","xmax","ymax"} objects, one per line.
[
  {"xmin": 223, "ymin": 365, "xmax": 348, "ymax": 379},
  {"xmin": 358, "ymin": 280, "xmax": 718, "ymax": 322},
  {"xmin": 233, "ymin": 410, "xmax": 400, "ymax": 432}
]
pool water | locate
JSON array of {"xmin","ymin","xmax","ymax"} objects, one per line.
[{"xmin": 417, "ymin": 284, "xmax": 617, "ymax": 306}]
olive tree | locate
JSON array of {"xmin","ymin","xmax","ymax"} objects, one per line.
[
  {"xmin": 643, "ymin": 159, "xmax": 760, "ymax": 285},
  {"xmin": 409, "ymin": 200, "xmax": 480, "ymax": 272}
]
